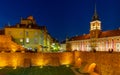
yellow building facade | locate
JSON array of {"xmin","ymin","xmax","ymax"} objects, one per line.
[{"xmin": 4, "ymin": 16, "xmax": 53, "ymax": 52}]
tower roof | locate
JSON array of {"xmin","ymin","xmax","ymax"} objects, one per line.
[{"xmin": 92, "ymin": 4, "xmax": 99, "ymax": 21}]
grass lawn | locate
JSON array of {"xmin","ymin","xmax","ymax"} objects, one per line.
[{"xmin": 0, "ymin": 66, "xmax": 75, "ymax": 75}]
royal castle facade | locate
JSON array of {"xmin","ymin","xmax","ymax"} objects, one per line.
[{"xmin": 66, "ymin": 8, "xmax": 120, "ymax": 52}]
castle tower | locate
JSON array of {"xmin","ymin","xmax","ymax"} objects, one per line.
[
  {"xmin": 90, "ymin": 4, "xmax": 101, "ymax": 51},
  {"xmin": 90, "ymin": 5, "xmax": 101, "ymax": 38}
]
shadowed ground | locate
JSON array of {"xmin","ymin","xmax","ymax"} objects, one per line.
[{"xmin": 0, "ymin": 66, "xmax": 75, "ymax": 75}]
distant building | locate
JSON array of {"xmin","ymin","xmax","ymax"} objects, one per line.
[
  {"xmin": 66, "ymin": 7, "xmax": 120, "ymax": 52},
  {"xmin": 0, "ymin": 16, "xmax": 54, "ymax": 52},
  {"xmin": 60, "ymin": 40, "xmax": 66, "ymax": 51}
]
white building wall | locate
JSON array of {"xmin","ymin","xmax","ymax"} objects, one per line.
[{"xmin": 68, "ymin": 36, "xmax": 120, "ymax": 52}]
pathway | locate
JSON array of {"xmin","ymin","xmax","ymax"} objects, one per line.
[
  {"xmin": 71, "ymin": 67, "xmax": 86, "ymax": 75},
  {"xmin": 71, "ymin": 67, "xmax": 99, "ymax": 75}
]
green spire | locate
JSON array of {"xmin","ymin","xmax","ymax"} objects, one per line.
[{"xmin": 92, "ymin": 3, "xmax": 99, "ymax": 21}]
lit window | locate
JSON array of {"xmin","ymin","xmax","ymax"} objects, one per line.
[
  {"xmin": 26, "ymin": 38, "xmax": 29, "ymax": 43},
  {"xmin": 93, "ymin": 26, "xmax": 96, "ymax": 29},
  {"xmin": 20, "ymin": 38, "xmax": 23, "ymax": 42}
]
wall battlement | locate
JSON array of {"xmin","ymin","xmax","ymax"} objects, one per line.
[{"xmin": 0, "ymin": 51, "xmax": 119, "ymax": 75}]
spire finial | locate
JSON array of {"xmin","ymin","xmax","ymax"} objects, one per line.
[
  {"xmin": 92, "ymin": 2, "xmax": 99, "ymax": 21},
  {"xmin": 8, "ymin": 22, "xmax": 11, "ymax": 26},
  {"xmin": 95, "ymin": 2, "xmax": 97, "ymax": 14}
]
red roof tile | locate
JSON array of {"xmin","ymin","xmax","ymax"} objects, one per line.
[
  {"xmin": 69, "ymin": 29, "xmax": 120, "ymax": 41},
  {"xmin": 69, "ymin": 34, "xmax": 90, "ymax": 41},
  {"xmin": 100, "ymin": 29, "xmax": 120, "ymax": 38}
]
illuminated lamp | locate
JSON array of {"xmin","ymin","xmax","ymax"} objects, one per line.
[
  {"xmin": 12, "ymin": 58, "xmax": 17, "ymax": 70},
  {"xmin": 66, "ymin": 64, "xmax": 70, "ymax": 67},
  {"xmin": 78, "ymin": 58, "xmax": 81, "ymax": 61},
  {"xmin": 13, "ymin": 66, "xmax": 17, "ymax": 69},
  {"xmin": 26, "ymin": 38, "xmax": 29, "ymax": 43},
  {"xmin": 0, "ymin": 67, "xmax": 2, "ymax": 69},
  {"xmin": 40, "ymin": 65, "xmax": 43, "ymax": 68},
  {"xmin": 11, "ymin": 49, "xmax": 16, "ymax": 53}
]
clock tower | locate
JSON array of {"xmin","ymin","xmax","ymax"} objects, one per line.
[
  {"xmin": 90, "ymin": 5, "xmax": 101, "ymax": 38},
  {"xmin": 90, "ymin": 5, "xmax": 101, "ymax": 51}
]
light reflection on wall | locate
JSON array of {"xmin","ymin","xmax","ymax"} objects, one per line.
[
  {"xmin": 0, "ymin": 52, "xmax": 74, "ymax": 68},
  {"xmin": 11, "ymin": 45, "xmax": 17, "ymax": 52},
  {"xmin": 60, "ymin": 52, "xmax": 73, "ymax": 65},
  {"xmin": 0, "ymin": 56, "xmax": 7, "ymax": 67},
  {"xmin": 74, "ymin": 58, "xmax": 82, "ymax": 67},
  {"xmin": 88, "ymin": 63, "xmax": 96, "ymax": 73},
  {"xmin": 11, "ymin": 53, "xmax": 22, "ymax": 69},
  {"xmin": 12, "ymin": 58, "xmax": 17, "ymax": 69},
  {"xmin": 33, "ymin": 53, "xmax": 49, "ymax": 67}
]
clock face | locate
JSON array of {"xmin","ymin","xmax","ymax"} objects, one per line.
[{"xmin": 90, "ymin": 21, "xmax": 101, "ymax": 30}]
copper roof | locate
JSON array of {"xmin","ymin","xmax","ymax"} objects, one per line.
[{"xmin": 69, "ymin": 29, "xmax": 120, "ymax": 41}]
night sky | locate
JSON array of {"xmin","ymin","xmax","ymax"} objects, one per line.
[{"xmin": 0, "ymin": 0, "xmax": 120, "ymax": 41}]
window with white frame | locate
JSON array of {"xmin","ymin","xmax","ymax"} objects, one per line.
[{"xmin": 26, "ymin": 38, "xmax": 29, "ymax": 43}]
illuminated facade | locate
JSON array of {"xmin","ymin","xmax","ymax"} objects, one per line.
[
  {"xmin": 3, "ymin": 16, "xmax": 53, "ymax": 52},
  {"xmin": 60, "ymin": 40, "xmax": 66, "ymax": 51},
  {"xmin": 0, "ymin": 35, "xmax": 25, "ymax": 52},
  {"xmin": 66, "ymin": 8, "xmax": 120, "ymax": 52}
]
